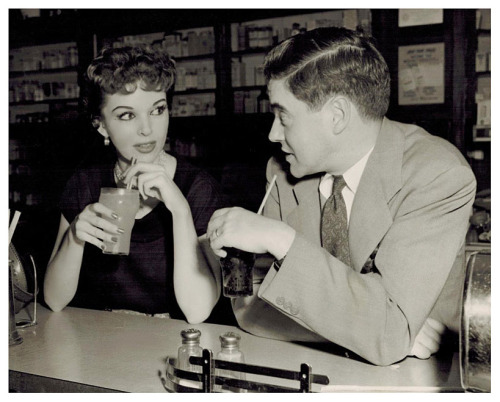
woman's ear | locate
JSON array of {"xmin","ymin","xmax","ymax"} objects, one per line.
[
  {"xmin": 94, "ymin": 119, "xmax": 108, "ymax": 138},
  {"xmin": 324, "ymin": 96, "xmax": 350, "ymax": 134}
]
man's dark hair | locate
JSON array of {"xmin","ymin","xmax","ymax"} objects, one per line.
[{"xmin": 264, "ymin": 27, "xmax": 390, "ymax": 120}]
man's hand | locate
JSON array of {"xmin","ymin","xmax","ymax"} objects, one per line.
[
  {"xmin": 207, "ymin": 207, "xmax": 295, "ymax": 259},
  {"xmin": 410, "ymin": 318, "xmax": 446, "ymax": 359}
]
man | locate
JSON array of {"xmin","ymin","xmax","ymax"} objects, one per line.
[{"xmin": 208, "ymin": 27, "xmax": 476, "ymax": 366}]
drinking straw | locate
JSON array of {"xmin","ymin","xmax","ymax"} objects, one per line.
[
  {"xmin": 126, "ymin": 157, "xmax": 138, "ymax": 190},
  {"xmin": 257, "ymin": 174, "xmax": 277, "ymax": 215},
  {"xmin": 9, "ymin": 210, "xmax": 21, "ymax": 244}
]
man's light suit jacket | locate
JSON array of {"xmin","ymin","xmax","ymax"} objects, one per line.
[{"xmin": 232, "ymin": 118, "xmax": 476, "ymax": 366}]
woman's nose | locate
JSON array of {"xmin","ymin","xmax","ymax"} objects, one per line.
[
  {"xmin": 138, "ymin": 116, "xmax": 153, "ymax": 136},
  {"xmin": 268, "ymin": 118, "xmax": 284, "ymax": 143}
]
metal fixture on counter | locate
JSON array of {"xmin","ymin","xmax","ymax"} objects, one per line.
[
  {"xmin": 163, "ymin": 349, "xmax": 330, "ymax": 393},
  {"xmin": 460, "ymin": 250, "xmax": 491, "ymax": 392}
]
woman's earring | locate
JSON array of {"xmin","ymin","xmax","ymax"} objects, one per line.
[{"xmin": 104, "ymin": 137, "xmax": 110, "ymax": 146}]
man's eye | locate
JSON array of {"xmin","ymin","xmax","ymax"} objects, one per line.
[
  {"xmin": 117, "ymin": 112, "xmax": 134, "ymax": 121},
  {"xmin": 151, "ymin": 105, "xmax": 167, "ymax": 116}
]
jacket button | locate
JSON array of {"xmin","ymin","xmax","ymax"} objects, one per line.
[
  {"xmin": 290, "ymin": 305, "xmax": 300, "ymax": 315},
  {"xmin": 283, "ymin": 301, "xmax": 292, "ymax": 311},
  {"xmin": 276, "ymin": 296, "xmax": 285, "ymax": 306}
]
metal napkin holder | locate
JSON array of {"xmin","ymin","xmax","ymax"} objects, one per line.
[{"xmin": 164, "ymin": 349, "xmax": 330, "ymax": 393}]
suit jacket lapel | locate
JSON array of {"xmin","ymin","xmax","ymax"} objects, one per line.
[
  {"xmin": 349, "ymin": 118, "xmax": 404, "ymax": 272},
  {"xmin": 286, "ymin": 175, "xmax": 322, "ymax": 246}
]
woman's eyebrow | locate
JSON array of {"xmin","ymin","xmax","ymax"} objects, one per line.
[
  {"xmin": 111, "ymin": 105, "xmax": 133, "ymax": 113},
  {"xmin": 111, "ymin": 98, "xmax": 166, "ymax": 113},
  {"xmin": 152, "ymin": 98, "xmax": 167, "ymax": 106}
]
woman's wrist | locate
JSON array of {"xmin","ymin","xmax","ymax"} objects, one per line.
[
  {"xmin": 69, "ymin": 219, "xmax": 85, "ymax": 247},
  {"xmin": 169, "ymin": 199, "xmax": 191, "ymax": 218}
]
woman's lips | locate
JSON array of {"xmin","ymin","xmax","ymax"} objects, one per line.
[{"xmin": 134, "ymin": 141, "xmax": 156, "ymax": 153}]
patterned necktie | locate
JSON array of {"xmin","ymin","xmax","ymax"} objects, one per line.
[{"xmin": 321, "ymin": 175, "xmax": 351, "ymax": 266}]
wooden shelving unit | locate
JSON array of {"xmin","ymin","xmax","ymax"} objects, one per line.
[{"xmin": 8, "ymin": 8, "xmax": 490, "ymax": 267}]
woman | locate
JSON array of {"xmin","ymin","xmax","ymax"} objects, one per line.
[{"xmin": 44, "ymin": 45, "xmax": 225, "ymax": 324}]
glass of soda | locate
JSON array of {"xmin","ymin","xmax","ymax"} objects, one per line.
[
  {"xmin": 220, "ymin": 248, "xmax": 255, "ymax": 297},
  {"xmin": 99, "ymin": 187, "xmax": 140, "ymax": 255}
]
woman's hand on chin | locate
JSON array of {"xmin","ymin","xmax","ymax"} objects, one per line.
[{"xmin": 124, "ymin": 162, "xmax": 189, "ymax": 214}]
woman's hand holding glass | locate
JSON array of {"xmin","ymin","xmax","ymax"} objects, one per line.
[{"xmin": 71, "ymin": 203, "xmax": 123, "ymax": 250}]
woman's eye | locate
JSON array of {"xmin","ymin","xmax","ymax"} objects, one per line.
[
  {"xmin": 117, "ymin": 111, "xmax": 134, "ymax": 121},
  {"xmin": 151, "ymin": 105, "xmax": 167, "ymax": 116}
]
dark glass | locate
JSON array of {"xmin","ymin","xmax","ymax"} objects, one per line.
[{"xmin": 220, "ymin": 248, "xmax": 255, "ymax": 297}]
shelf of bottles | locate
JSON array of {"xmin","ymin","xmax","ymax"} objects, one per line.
[
  {"xmin": 98, "ymin": 27, "xmax": 217, "ymax": 120},
  {"xmin": 229, "ymin": 10, "xmax": 372, "ymax": 115},
  {"xmin": 9, "ymin": 138, "xmax": 45, "ymax": 209},
  {"xmin": 473, "ymin": 9, "xmax": 491, "ymax": 142},
  {"xmin": 9, "ymin": 42, "xmax": 80, "ymax": 125}
]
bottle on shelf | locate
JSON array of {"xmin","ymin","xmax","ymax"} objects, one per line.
[
  {"xmin": 233, "ymin": 91, "xmax": 245, "ymax": 114},
  {"xmin": 243, "ymin": 92, "xmax": 257, "ymax": 114},
  {"xmin": 187, "ymin": 31, "xmax": 200, "ymax": 56},
  {"xmin": 257, "ymin": 88, "xmax": 270, "ymax": 114},
  {"xmin": 231, "ymin": 58, "xmax": 246, "ymax": 87},
  {"xmin": 216, "ymin": 331, "xmax": 246, "ymax": 392},
  {"xmin": 68, "ymin": 46, "xmax": 79, "ymax": 67},
  {"xmin": 254, "ymin": 65, "xmax": 265, "ymax": 86},
  {"xmin": 291, "ymin": 22, "xmax": 301, "ymax": 36},
  {"xmin": 237, "ymin": 24, "xmax": 248, "ymax": 51},
  {"xmin": 199, "ymin": 30, "xmax": 215, "ymax": 55}
]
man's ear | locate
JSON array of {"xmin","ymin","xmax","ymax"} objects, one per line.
[{"xmin": 324, "ymin": 95, "xmax": 350, "ymax": 134}]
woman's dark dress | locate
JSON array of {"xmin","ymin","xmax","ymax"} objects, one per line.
[{"xmin": 59, "ymin": 157, "xmax": 230, "ymax": 320}]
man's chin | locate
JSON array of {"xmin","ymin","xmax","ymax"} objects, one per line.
[
  {"xmin": 288, "ymin": 163, "xmax": 307, "ymax": 179},
  {"xmin": 288, "ymin": 162, "xmax": 322, "ymax": 180}
]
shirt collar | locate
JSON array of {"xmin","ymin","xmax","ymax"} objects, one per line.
[{"xmin": 319, "ymin": 146, "xmax": 374, "ymax": 197}]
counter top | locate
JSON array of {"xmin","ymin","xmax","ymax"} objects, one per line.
[{"xmin": 9, "ymin": 305, "xmax": 463, "ymax": 393}]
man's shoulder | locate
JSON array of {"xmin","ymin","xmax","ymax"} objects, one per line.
[
  {"xmin": 385, "ymin": 119, "xmax": 470, "ymax": 169},
  {"xmin": 383, "ymin": 119, "xmax": 475, "ymax": 191}
]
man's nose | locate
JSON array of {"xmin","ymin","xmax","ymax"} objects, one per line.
[{"xmin": 268, "ymin": 118, "xmax": 284, "ymax": 143}]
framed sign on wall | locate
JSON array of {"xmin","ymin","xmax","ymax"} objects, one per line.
[
  {"xmin": 398, "ymin": 9, "xmax": 443, "ymax": 27},
  {"xmin": 398, "ymin": 42, "xmax": 445, "ymax": 106}
]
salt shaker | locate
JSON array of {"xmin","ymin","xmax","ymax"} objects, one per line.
[
  {"xmin": 177, "ymin": 328, "xmax": 203, "ymax": 373},
  {"xmin": 216, "ymin": 332, "xmax": 246, "ymax": 392}
]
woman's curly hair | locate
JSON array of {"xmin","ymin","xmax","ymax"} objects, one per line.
[{"xmin": 83, "ymin": 44, "xmax": 176, "ymax": 126}]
